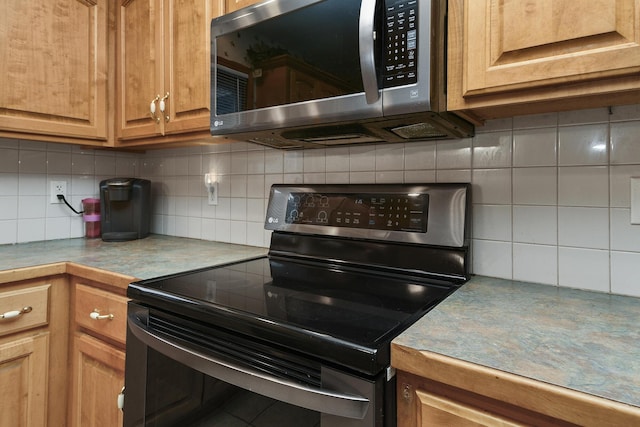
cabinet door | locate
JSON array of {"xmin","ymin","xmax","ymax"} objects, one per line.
[
  {"xmin": 0, "ymin": 0, "xmax": 109, "ymax": 142},
  {"xmin": 118, "ymin": 0, "xmax": 165, "ymax": 140},
  {"xmin": 70, "ymin": 333, "xmax": 125, "ymax": 427},
  {"xmin": 225, "ymin": 0, "xmax": 260, "ymax": 13},
  {"xmin": 416, "ymin": 390, "xmax": 524, "ymax": 427},
  {"xmin": 118, "ymin": 0, "xmax": 223, "ymax": 142},
  {"xmin": 74, "ymin": 284, "xmax": 128, "ymax": 345},
  {"xmin": 464, "ymin": 0, "xmax": 640, "ymax": 96},
  {"xmin": 163, "ymin": 0, "xmax": 222, "ymax": 135},
  {"xmin": 448, "ymin": 0, "xmax": 640, "ymax": 119},
  {"xmin": 0, "ymin": 333, "xmax": 49, "ymax": 427}
]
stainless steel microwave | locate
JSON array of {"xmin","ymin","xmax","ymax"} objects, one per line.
[{"xmin": 210, "ymin": 0, "xmax": 474, "ymax": 149}]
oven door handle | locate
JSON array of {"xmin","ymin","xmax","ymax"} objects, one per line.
[{"xmin": 128, "ymin": 313, "xmax": 370, "ymax": 420}]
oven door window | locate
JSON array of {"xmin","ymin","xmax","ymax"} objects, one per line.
[
  {"xmin": 143, "ymin": 347, "xmax": 320, "ymax": 427},
  {"xmin": 125, "ymin": 306, "xmax": 382, "ymax": 427}
]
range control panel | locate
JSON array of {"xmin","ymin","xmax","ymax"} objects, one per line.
[
  {"xmin": 265, "ymin": 184, "xmax": 470, "ymax": 248},
  {"xmin": 284, "ymin": 192, "xmax": 428, "ymax": 232},
  {"xmin": 383, "ymin": 0, "xmax": 418, "ymax": 88}
]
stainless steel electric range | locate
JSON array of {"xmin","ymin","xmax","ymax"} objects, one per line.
[{"xmin": 124, "ymin": 183, "xmax": 470, "ymax": 427}]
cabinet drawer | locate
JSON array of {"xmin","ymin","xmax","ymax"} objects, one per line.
[
  {"xmin": 75, "ymin": 284, "xmax": 128, "ymax": 345},
  {"xmin": 0, "ymin": 284, "xmax": 50, "ymax": 337}
]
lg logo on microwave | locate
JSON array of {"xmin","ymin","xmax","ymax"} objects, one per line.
[{"xmin": 213, "ymin": 120, "xmax": 224, "ymax": 127}]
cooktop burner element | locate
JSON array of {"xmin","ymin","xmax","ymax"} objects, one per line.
[{"xmin": 128, "ymin": 183, "xmax": 470, "ymax": 376}]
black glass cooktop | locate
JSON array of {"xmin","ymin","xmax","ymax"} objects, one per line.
[{"xmin": 128, "ymin": 256, "xmax": 457, "ymax": 375}]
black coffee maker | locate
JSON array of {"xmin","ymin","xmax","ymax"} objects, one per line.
[{"xmin": 100, "ymin": 178, "xmax": 151, "ymax": 242}]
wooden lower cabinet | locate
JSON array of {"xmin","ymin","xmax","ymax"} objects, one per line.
[
  {"xmin": 1, "ymin": 267, "xmax": 131, "ymax": 426},
  {"xmin": 0, "ymin": 275, "xmax": 69, "ymax": 427},
  {"xmin": 394, "ymin": 346, "xmax": 640, "ymax": 427},
  {"xmin": 397, "ymin": 371, "xmax": 553, "ymax": 427},
  {"xmin": 0, "ymin": 333, "xmax": 49, "ymax": 427},
  {"xmin": 70, "ymin": 333, "xmax": 125, "ymax": 427},
  {"xmin": 69, "ymin": 276, "xmax": 129, "ymax": 427}
]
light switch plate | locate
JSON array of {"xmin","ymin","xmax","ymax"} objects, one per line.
[
  {"xmin": 631, "ymin": 177, "xmax": 640, "ymax": 225},
  {"xmin": 207, "ymin": 181, "xmax": 219, "ymax": 205}
]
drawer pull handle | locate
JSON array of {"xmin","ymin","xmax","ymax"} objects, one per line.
[
  {"xmin": 90, "ymin": 309, "xmax": 114, "ymax": 321},
  {"xmin": 1, "ymin": 306, "xmax": 32, "ymax": 320}
]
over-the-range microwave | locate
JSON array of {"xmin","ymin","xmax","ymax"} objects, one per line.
[{"xmin": 210, "ymin": 0, "xmax": 474, "ymax": 149}]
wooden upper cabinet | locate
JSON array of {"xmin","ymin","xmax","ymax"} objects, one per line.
[
  {"xmin": 0, "ymin": 0, "xmax": 110, "ymax": 144},
  {"xmin": 118, "ymin": 0, "xmax": 163, "ymax": 140},
  {"xmin": 448, "ymin": 0, "xmax": 640, "ymax": 121},
  {"xmin": 117, "ymin": 0, "xmax": 223, "ymax": 144},
  {"xmin": 225, "ymin": 0, "xmax": 261, "ymax": 13}
]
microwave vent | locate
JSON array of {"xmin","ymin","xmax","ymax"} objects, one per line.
[
  {"xmin": 301, "ymin": 134, "xmax": 383, "ymax": 145},
  {"xmin": 248, "ymin": 136, "xmax": 304, "ymax": 149},
  {"xmin": 390, "ymin": 122, "xmax": 448, "ymax": 139}
]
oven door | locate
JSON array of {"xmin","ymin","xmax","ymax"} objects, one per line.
[{"xmin": 124, "ymin": 302, "xmax": 389, "ymax": 427}]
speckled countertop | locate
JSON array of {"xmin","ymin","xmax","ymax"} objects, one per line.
[
  {"xmin": 2, "ymin": 237, "xmax": 638, "ymax": 409},
  {"xmin": 0, "ymin": 234, "xmax": 267, "ymax": 280},
  {"xmin": 393, "ymin": 275, "xmax": 640, "ymax": 409}
]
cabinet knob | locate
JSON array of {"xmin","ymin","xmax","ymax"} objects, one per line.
[
  {"xmin": 89, "ymin": 309, "xmax": 114, "ymax": 321},
  {"xmin": 0, "ymin": 306, "xmax": 32, "ymax": 320}
]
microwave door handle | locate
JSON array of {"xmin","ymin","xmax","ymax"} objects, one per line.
[
  {"xmin": 127, "ymin": 314, "xmax": 370, "ymax": 420},
  {"xmin": 359, "ymin": 0, "xmax": 379, "ymax": 104}
]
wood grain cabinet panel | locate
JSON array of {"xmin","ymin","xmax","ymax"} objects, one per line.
[
  {"xmin": 448, "ymin": 0, "xmax": 640, "ymax": 121},
  {"xmin": 394, "ymin": 346, "xmax": 640, "ymax": 427},
  {"xmin": 0, "ymin": 276, "xmax": 70, "ymax": 427},
  {"xmin": 0, "ymin": 284, "xmax": 49, "ymax": 337},
  {"xmin": 70, "ymin": 332, "xmax": 125, "ymax": 427},
  {"xmin": 415, "ymin": 390, "xmax": 524, "ymax": 427},
  {"xmin": 225, "ymin": 0, "xmax": 260, "ymax": 13},
  {"xmin": 117, "ymin": 0, "xmax": 223, "ymax": 144},
  {"xmin": 69, "ymin": 276, "xmax": 128, "ymax": 427},
  {"xmin": 74, "ymin": 284, "xmax": 128, "ymax": 346},
  {"xmin": 0, "ymin": 0, "xmax": 110, "ymax": 143},
  {"xmin": 465, "ymin": 0, "xmax": 640, "ymax": 95},
  {"xmin": 0, "ymin": 333, "xmax": 49, "ymax": 427}
]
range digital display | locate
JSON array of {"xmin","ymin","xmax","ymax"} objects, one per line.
[{"xmin": 285, "ymin": 193, "xmax": 429, "ymax": 232}]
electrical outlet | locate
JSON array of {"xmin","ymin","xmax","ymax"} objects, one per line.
[{"xmin": 50, "ymin": 181, "xmax": 67, "ymax": 204}]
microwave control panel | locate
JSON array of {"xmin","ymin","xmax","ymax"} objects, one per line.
[{"xmin": 383, "ymin": 0, "xmax": 418, "ymax": 88}]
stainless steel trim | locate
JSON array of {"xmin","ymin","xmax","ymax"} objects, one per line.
[
  {"xmin": 359, "ymin": 0, "xmax": 379, "ymax": 104},
  {"xmin": 265, "ymin": 183, "xmax": 469, "ymax": 247},
  {"xmin": 210, "ymin": 0, "xmax": 383, "ymax": 136},
  {"xmin": 381, "ymin": 0, "xmax": 436, "ymax": 116},
  {"xmin": 127, "ymin": 312, "xmax": 370, "ymax": 420}
]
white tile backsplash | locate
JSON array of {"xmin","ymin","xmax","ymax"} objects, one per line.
[
  {"xmin": 472, "ymin": 131, "xmax": 512, "ymax": 168},
  {"xmin": 611, "ymin": 121, "xmax": 640, "ymax": 164},
  {"xmin": 2, "ymin": 105, "xmax": 640, "ymax": 297},
  {"xmin": 558, "ymin": 207, "xmax": 609, "ymax": 249},
  {"xmin": 473, "ymin": 204, "xmax": 512, "ymax": 241},
  {"xmin": 558, "ymin": 166, "xmax": 609, "ymax": 207},
  {"xmin": 513, "ymin": 167, "xmax": 557, "ymax": 205},
  {"xmin": 558, "ymin": 247, "xmax": 610, "ymax": 293},
  {"xmin": 610, "ymin": 251, "xmax": 640, "ymax": 297},
  {"xmin": 513, "ymin": 127, "xmax": 557, "ymax": 167},
  {"xmin": 558, "ymin": 124, "xmax": 608, "ymax": 165},
  {"xmin": 513, "ymin": 205, "xmax": 557, "ymax": 245},
  {"xmin": 513, "ymin": 243, "xmax": 557, "ymax": 285}
]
